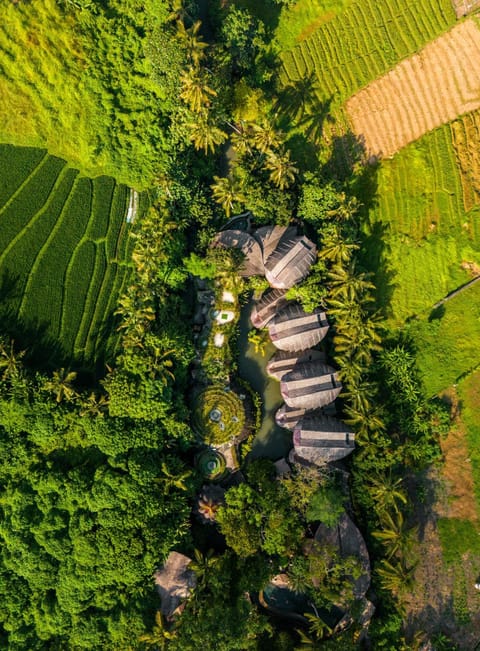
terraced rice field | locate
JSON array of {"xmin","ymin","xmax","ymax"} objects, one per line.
[
  {"xmin": 346, "ymin": 20, "xmax": 480, "ymax": 158},
  {"xmin": 0, "ymin": 144, "xmax": 137, "ymax": 369},
  {"xmin": 279, "ymin": 0, "xmax": 455, "ymax": 113},
  {"xmin": 450, "ymin": 109, "xmax": 480, "ymax": 212},
  {"xmin": 363, "ymin": 124, "xmax": 480, "ymax": 324}
]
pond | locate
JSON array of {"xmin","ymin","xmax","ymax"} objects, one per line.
[{"xmin": 237, "ymin": 298, "xmax": 292, "ymax": 460}]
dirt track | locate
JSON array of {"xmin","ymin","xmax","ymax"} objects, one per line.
[{"xmin": 346, "ymin": 20, "xmax": 480, "ymax": 158}]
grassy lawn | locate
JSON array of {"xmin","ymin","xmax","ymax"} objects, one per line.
[
  {"xmin": 0, "ymin": 144, "xmax": 137, "ymax": 371},
  {"xmin": 406, "ymin": 281, "xmax": 480, "ymax": 396}
]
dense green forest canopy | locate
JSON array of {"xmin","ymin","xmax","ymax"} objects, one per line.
[{"xmin": 0, "ymin": 0, "xmax": 174, "ymax": 187}]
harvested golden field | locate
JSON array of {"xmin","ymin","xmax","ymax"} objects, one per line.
[
  {"xmin": 346, "ymin": 20, "xmax": 480, "ymax": 158},
  {"xmin": 451, "ymin": 109, "xmax": 480, "ymax": 211}
]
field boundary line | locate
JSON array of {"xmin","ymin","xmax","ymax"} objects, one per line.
[
  {"xmin": 58, "ymin": 178, "xmax": 95, "ymax": 342},
  {"xmin": 18, "ymin": 173, "xmax": 79, "ymax": 319},
  {"xmin": 0, "ymin": 150, "xmax": 49, "ymax": 218},
  {"xmin": 0, "ymin": 164, "xmax": 72, "ymax": 268},
  {"xmin": 74, "ymin": 184, "xmax": 126, "ymax": 358}
]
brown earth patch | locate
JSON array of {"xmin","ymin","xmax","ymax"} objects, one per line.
[
  {"xmin": 452, "ymin": 0, "xmax": 480, "ymax": 18},
  {"xmin": 346, "ymin": 20, "xmax": 480, "ymax": 158},
  {"xmin": 438, "ymin": 387, "xmax": 478, "ymax": 521},
  {"xmin": 402, "ymin": 388, "xmax": 480, "ymax": 648}
]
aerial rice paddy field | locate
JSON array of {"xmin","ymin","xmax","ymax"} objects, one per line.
[{"xmin": 0, "ymin": 144, "xmax": 138, "ymax": 370}]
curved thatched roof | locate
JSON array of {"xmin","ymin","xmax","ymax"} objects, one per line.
[
  {"xmin": 251, "ymin": 288, "xmax": 289, "ymax": 329},
  {"xmin": 254, "ymin": 225, "xmax": 297, "ymax": 261},
  {"xmin": 213, "ymin": 229, "xmax": 264, "ymax": 276},
  {"xmin": 267, "ymin": 348, "xmax": 325, "ymax": 381},
  {"xmin": 154, "ymin": 552, "xmax": 196, "ymax": 618},
  {"xmin": 314, "ymin": 513, "xmax": 371, "ymax": 600},
  {"xmin": 268, "ymin": 304, "xmax": 329, "ymax": 352},
  {"xmin": 280, "ymin": 361, "xmax": 342, "ymax": 409},
  {"xmin": 293, "ymin": 414, "xmax": 355, "ymax": 463},
  {"xmin": 275, "ymin": 404, "xmax": 307, "ymax": 430},
  {"xmin": 264, "ymin": 235, "xmax": 317, "ymax": 289}
]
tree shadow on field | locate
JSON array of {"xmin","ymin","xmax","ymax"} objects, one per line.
[
  {"xmin": 322, "ymin": 133, "xmax": 397, "ymax": 318},
  {"xmin": 0, "ymin": 270, "xmax": 103, "ymax": 383},
  {"xmin": 275, "ymin": 74, "xmax": 335, "ymax": 147}
]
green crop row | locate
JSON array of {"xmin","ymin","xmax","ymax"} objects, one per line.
[
  {"xmin": 74, "ymin": 242, "xmax": 108, "ymax": 362},
  {"xmin": 0, "ymin": 168, "xmax": 78, "ymax": 319},
  {"xmin": 362, "ymin": 123, "xmax": 480, "ymax": 325},
  {"xmin": 87, "ymin": 176, "xmax": 116, "ymax": 241},
  {"xmin": 106, "ymin": 185, "xmax": 128, "ymax": 260},
  {"xmin": 280, "ymin": 0, "xmax": 455, "ymax": 107},
  {"xmin": 0, "ymin": 144, "xmax": 46, "ymax": 206},
  {"xmin": 0, "ymin": 155, "xmax": 67, "ymax": 254},
  {"xmin": 18, "ymin": 177, "xmax": 93, "ymax": 337},
  {"xmin": 60, "ymin": 240, "xmax": 97, "ymax": 357}
]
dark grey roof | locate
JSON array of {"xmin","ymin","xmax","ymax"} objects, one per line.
[
  {"xmin": 267, "ymin": 348, "xmax": 325, "ymax": 381},
  {"xmin": 264, "ymin": 235, "xmax": 317, "ymax": 289},
  {"xmin": 280, "ymin": 361, "xmax": 342, "ymax": 409},
  {"xmin": 293, "ymin": 414, "xmax": 354, "ymax": 463},
  {"xmin": 251, "ymin": 288, "xmax": 289, "ymax": 329},
  {"xmin": 213, "ymin": 229, "xmax": 264, "ymax": 276},
  {"xmin": 268, "ymin": 304, "xmax": 329, "ymax": 352},
  {"xmin": 254, "ymin": 225, "xmax": 296, "ymax": 261}
]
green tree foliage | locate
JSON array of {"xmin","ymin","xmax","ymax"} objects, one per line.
[
  {"xmin": 216, "ymin": 461, "xmax": 304, "ymax": 558},
  {"xmin": 0, "ymin": 0, "xmax": 181, "ymax": 187},
  {"xmin": 169, "ymin": 552, "xmax": 272, "ymax": 651},
  {"xmin": 0, "ymin": 371, "xmax": 192, "ymax": 650}
]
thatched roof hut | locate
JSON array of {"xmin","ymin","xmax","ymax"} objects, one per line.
[
  {"xmin": 275, "ymin": 404, "xmax": 307, "ymax": 430},
  {"xmin": 268, "ymin": 304, "xmax": 329, "ymax": 352},
  {"xmin": 251, "ymin": 288, "xmax": 288, "ymax": 329},
  {"xmin": 314, "ymin": 513, "xmax": 371, "ymax": 600},
  {"xmin": 264, "ymin": 234, "xmax": 317, "ymax": 289},
  {"xmin": 293, "ymin": 414, "xmax": 355, "ymax": 463},
  {"xmin": 254, "ymin": 225, "xmax": 296, "ymax": 261},
  {"xmin": 154, "ymin": 552, "xmax": 197, "ymax": 619},
  {"xmin": 267, "ymin": 348, "xmax": 325, "ymax": 381},
  {"xmin": 280, "ymin": 361, "xmax": 342, "ymax": 409},
  {"xmin": 213, "ymin": 229, "xmax": 264, "ymax": 276}
]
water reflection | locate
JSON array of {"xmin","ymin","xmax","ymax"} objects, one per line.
[{"xmin": 237, "ymin": 299, "xmax": 292, "ymax": 459}]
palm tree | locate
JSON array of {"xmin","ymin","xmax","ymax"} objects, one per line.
[
  {"xmin": 372, "ymin": 510, "xmax": 415, "ymax": 559},
  {"xmin": 367, "ymin": 474, "xmax": 407, "ymax": 515},
  {"xmin": 138, "ymin": 611, "xmax": 176, "ymax": 650},
  {"xmin": 187, "ymin": 113, "xmax": 227, "ymax": 154},
  {"xmin": 328, "ymin": 263, "xmax": 376, "ymax": 303},
  {"xmin": 175, "ymin": 19, "xmax": 208, "ymax": 68},
  {"xmin": 43, "ymin": 368, "xmax": 78, "ymax": 403},
  {"xmin": 319, "ymin": 235, "xmax": 359, "ymax": 265},
  {"xmin": 247, "ymin": 329, "xmax": 269, "ymax": 356},
  {"xmin": 180, "ymin": 68, "xmax": 217, "ymax": 113},
  {"xmin": 211, "ymin": 175, "xmax": 245, "ymax": 217},
  {"xmin": 79, "ymin": 392, "xmax": 109, "ymax": 418},
  {"xmin": 375, "ymin": 558, "xmax": 415, "ymax": 597},
  {"xmin": 0, "ymin": 338, "xmax": 26, "ymax": 381},
  {"xmin": 154, "ymin": 461, "xmax": 191, "ymax": 494},
  {"xmin": 264, "ymin": 149, "xmax": 298, "ymax": 190},
  {"xmin": 189, "ymin": 548, "xmax": 219, "ymax": 589},
  {"xmin": 251, "ymin": 121, "xmax": 283, "ymax": 154}
]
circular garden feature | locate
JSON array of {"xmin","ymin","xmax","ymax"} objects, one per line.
[
  {"xmin": 192, "ymin": 386, "xmax": 245, "ymax": 445},
  {"xmin": 196, "ymin": 448, "xmax": 227, "ymax": 481}
]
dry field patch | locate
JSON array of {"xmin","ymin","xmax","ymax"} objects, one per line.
[
  {"xmin": 346, "ymin": 20, "xmax": 480, "ymax": 158},
  {"xmin": 451, "ymin": 110, "xmax": 480, "ymax": 211}
]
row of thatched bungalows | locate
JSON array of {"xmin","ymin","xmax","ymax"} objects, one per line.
[{"xmin": 214, "ymin": 224, "xmax": 355, "ymax": 465}]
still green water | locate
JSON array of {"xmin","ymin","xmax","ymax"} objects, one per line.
[{"xmin": 237, "ymin": 300, "xmax": 292, "ymax": 459}]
